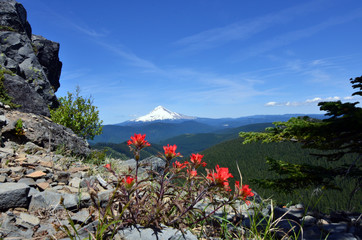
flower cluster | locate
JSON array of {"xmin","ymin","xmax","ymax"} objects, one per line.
[
  {"xmin": 207, "ymin": 165, "xmax": 234, "ymax": 191},
  {"xmin": 127, "ymin": 133, "xmax": 151, "ymax": 150},
  {"xmin": 190, "ymin": 153, "xmax": 207, "ymax": 168},
  {"xmin": 96, "ymin": 133, "xmax": 254, "ymax": 237},
  {"xmin": 163, "ymin": 144, "xmax": 181, "ymax": 160},
  {"xmin": 235, "ymin": 181, "xmax": 254, "ymax": 204}
]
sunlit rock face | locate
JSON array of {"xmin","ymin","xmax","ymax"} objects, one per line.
[{"xmin": 0, "ymin": 0, "xmax": 62, "ymax": 116}]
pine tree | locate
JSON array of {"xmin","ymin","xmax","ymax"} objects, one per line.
[{"xmin": 240, "ymin": 76, "xmax": 362, "ymax": 209}]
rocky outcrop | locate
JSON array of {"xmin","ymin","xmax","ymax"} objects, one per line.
[
  {"xmin": 0, "ymin": 0, "xmax": 62, "ymax": 116},
  {"xmin": 0, "ymin": 105, "xmax": 90, "ymax": 156}
]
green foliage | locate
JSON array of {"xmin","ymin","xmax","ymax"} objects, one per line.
[
  {"xmin": 14, "ymin": 119, "xmax": 25, "ymax": 136},
  {"xmin": 0, "ymin": 25, "xmax": 16, "ymax": 32},
  {"xmin": 159, "ymin": 123, "xmax": 274, "ymax": 156},
  {"xmin": 201, "ymin": 138, "xmax": 361, "ymax": 212},
  {"xmin": 0, "ymin": 66, "xmax": 20, "ymax": 108},
  {"xmin": 239, "ymin": 76, "xmax": 362, "ymax": 211},
  {"xmin": 50, "ymin": 87, "xmax": 103, "ymax": 140},
  {"xmin": 85, "ymin": 149, "xmax": 108, "ymax": 166}
]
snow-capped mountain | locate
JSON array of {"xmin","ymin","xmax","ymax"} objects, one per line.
[{"xmin": 132, "ymin": 106, "xmax": 196, "ymax": 122}]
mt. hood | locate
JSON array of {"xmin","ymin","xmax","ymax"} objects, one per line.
[{"xmin": 132, "ymin": 106, "xmax": 196, "ymax": 122}]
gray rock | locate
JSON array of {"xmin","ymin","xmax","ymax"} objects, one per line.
[
  {"xmin": 302, "ymin": 215, "xmax": 317, "ymax": 226},
  {"xmin": 18, "ymin": 177, "xmax": 36, "ymax": 187},
  {"xmin": 0, "ymin": 0, "xmax": 60, "ymax": 115},
  {"xmin": 0, "ymin": 0, "xmax": 32, "ymax": 37},
  {"xmin": 29, "ymin": 190, "xmax": 78, "ymax": 210},
  {"xmin": 0, "ymin": 175, "xmax": 6, "ymax": 182},
  {"xmin": 0, "ymin": 212, "xmax": 34, "ymax": 239},
  {"xmin": 117, "ymin": 225, "xmax": 198, "ymax": 240},
  {"xmin": 71, "ymin": 209, "xmax": 92, "ymax": 225},
  {"xmin": 273, "ymin": 207, "xmax": 301, "ymax": 239},
  {"xmin": 327, "ymin": 232, "xmax": 358, "ymax": 240},
  {"xmin": 32, "ymin": 34, "xmax": 62, "ymax": 92},
  {"xmin": 0, "ymin": 182, "xmax": 30, "ymax": 210},
  {"xmin": 69, "ymin": 176, "xmax": 82, "ymax": 188},
  {"xmin": 1, "ymin": 109, "xmax": 91, "ymax": 156}
]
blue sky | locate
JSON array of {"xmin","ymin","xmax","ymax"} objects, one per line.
[{"xmin": 21, "ymin": 0, "xmax": 362, "ymax": 124}]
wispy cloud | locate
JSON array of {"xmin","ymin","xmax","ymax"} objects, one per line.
[
  {"xmin": 265, "ymin": 96, "xmax": 361, "ymax": 107},
  {"xmin": 174, "ymin": 0, "xmax": 327, "ymax": 53},
  {"xmin": 239, "ymin": 8, "xmax": 362, "ymax": 59},
  {"xmin": 95, "ymin": 41, "xmax": 161, "ymax": 71}
]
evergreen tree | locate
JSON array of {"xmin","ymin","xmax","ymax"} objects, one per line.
[{"xmin": 240, "ymin": 76, "xmax": 362, "ymax": 209}]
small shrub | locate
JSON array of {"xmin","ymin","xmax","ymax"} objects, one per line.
[
  {"xmin": 50, "ymin": 86, "xmax": 103, "ymax": 140},
  {"xmin": 14, "ymin": 119, "xmax": 25, "ymax": 136}
]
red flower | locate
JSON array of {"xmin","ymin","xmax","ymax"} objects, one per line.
[
  {"xmin": 163, "ymin": 144, "xmax": 181, "ymax": 160},
  {"xmin": 127, "ymin": 134, "xmax": 150, "ymax": 150},
  {"xmin": 190, "ymin": 153, "xmax": 206, "ymax": 168},
  {"xmin": 235, "ymin": 181, "xmax": 254, "ymax": 204},
  {"xmin": 207, "ymin": 165, "xmax": 233, "ymax": 191},
  {"xmin": 103, "ymin": 163, "xmax": 113, "ymax": 172},
  {"xmin": 173, "ymin": 161, "xmax": 187, "ymax": 170},
  {"xmin": 122, "ymin": 176, "xmax": 135, "ymax": 188},
  {"xmin": 187, "ymin": 169, "xmax": 197, "ymax": 178}
]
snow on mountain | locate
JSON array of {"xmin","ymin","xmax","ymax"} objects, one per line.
[{"xmin": 132, "ymin": 106, "xmax": 196, "ymax": 122}]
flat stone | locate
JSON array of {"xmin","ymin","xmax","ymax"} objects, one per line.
[
  {"xmin": 29, "ymin": 190, "xmax": 78, "ymax": 210},
  {"xmin": 37, "ymin": 181, "xmax": 50, "ymax": 190},
  {"xmin": 19, "ymin": 212, "xmax": 40, "ymax": 226},
  {"xmin": 71, "ymin": 209, "xmax": 91, "ymax": 225},
  {"xmin": 69, "ymin": 166, "xmax": 89, "ymax": 173},
  {"xmin": 69, "ymin": 177, "xmax": 82, "ymax": 188},
  {"xmin": 26, "ymin": 170, "xmax": 46, "ymax": 178},
  {"xmin": 10, "ymin": 166, "xmax": 23, "ymax": 173},
  {"xmin": 39, "ymin": 160, "xmax": 53, "ymax": 168},
  {"xmin": 0, "ymin": 175, "xmax": 6, "ymax": 183},
  {"xmin": 117, "ymin": 224, "xmax": 197, "ymax": 240}
]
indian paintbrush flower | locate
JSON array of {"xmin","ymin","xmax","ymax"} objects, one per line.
[
  {"xmin": 187, "ymin": 169, "xmax": 197, "ymax": 178},
  {"xmin": 163, "ymin": 144, "xmax": 181, "ymax": 160},
  {"xmin": 127, "ymin": 133, "xmax": 151, "ymax": 150},
  {"xmin": 190, "ymin": 153, "xmax": 206, "ymax": 168},
  {"xmin": 173, "ymin": 160, "xmax": 188, "ymax": 171},
  {"xmin": 235, "ymin": 181, "xmax": 254, "ymax": 204},
  {"xmin": 207, "ymin": 165, "xmax": 233, "ymax": 191},
  {"xmin": 123, "ymin": 176, "xmax": 135, "ymax": 189}
]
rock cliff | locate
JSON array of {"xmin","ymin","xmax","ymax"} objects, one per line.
[{"xmin": 0, "ymin": 0, "xmax": 61, "ymax": 116}]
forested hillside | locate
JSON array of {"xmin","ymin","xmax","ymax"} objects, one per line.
[
  {"xmin": 159, "ymin": 123, "xmax": 273, "ymax": 156},
  {"xmin": 199, "ymin": 138, "xmax": 361, "ymax": 213},
  {"xmin": 92, "ymin": 142, "xmax": 164, "ymax": 159}
]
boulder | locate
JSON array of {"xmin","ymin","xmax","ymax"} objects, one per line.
[
  {"xmin": 0, "ymin": 182, "xmax": 30, "ymax": 210},
  {"xmin": 1, "ymin": 108, "xmax": 91, "ymax": 156}
]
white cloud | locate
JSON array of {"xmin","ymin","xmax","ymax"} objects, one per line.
[
  {"xmin": 306, "ymin": 97, "xmax": 322, "ymax": 103},
  {"xmin": 265, "ymin": 96, "xmax": 358, "ymax": 107},
  {"xmin": 265, "ymin": 102, "xmax": 277, "ymax": 106}
]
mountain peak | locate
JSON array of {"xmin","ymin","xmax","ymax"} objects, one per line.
[{"xmin": 133, "ymin": 106, "xmax": 195, "ymax": 122}]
